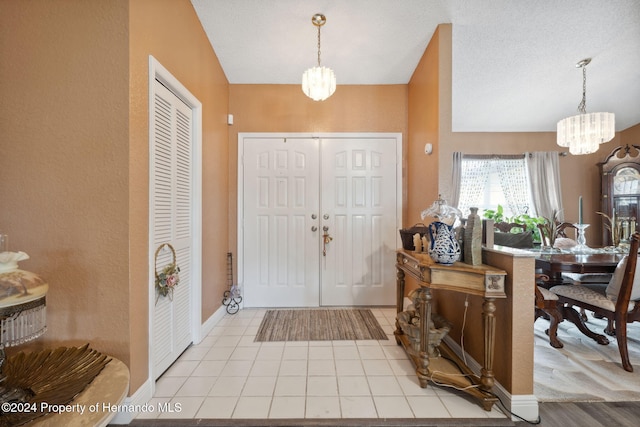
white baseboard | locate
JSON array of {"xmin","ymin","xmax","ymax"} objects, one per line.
[
  {"xmin": 507, "ymin": 393, "xmax": 540, "ymax": 423},
  {"xmin": 197, "ymin": 304, "xmax": 227, "ymax": 342},
  {"xmin": 111, "ymin": 306, "xmax": 228, "ymax": 423},
  {"xmin": 108, "ymin": 378, "xmax": 153, "ymax": 425},
  {"xmin": 442, "ymin": 335, "xmax": 539, "ymax": 422}
]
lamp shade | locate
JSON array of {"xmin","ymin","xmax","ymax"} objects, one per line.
[
  {"xmin": 302, "ymin": 66, "xmax": 336, "ymax": 101},
  {"xmin": 557, "ymin": 112, "xmax": 615, "ymax": 155}
]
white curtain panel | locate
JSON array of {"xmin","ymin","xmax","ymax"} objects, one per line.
[
  {"xmin": 526, "ymin": 151, "xmax": 564, "ymax": 221},
  {"xmin": 497, "ymin": 157, "xmax": 532, "ymax": 217},
  {"xmin": 450, "ymin": 151, "xmax": 463, "ymax": 208},
  {"xmin": 457, "ymin": 157, "xmax": 492, "ymax": 217}
]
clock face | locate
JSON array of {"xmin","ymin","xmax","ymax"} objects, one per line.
[{"xmin": 613, "ymin": 167, "xmax": 640, "ymax": 195}]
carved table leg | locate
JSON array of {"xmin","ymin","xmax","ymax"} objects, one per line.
[
  {"xmin": 416, "ymin": 287, "xmax": 431, "ymax": 388},
  {"xmin": 545, "ymin": 304, "xmax": 564, "ymax": 349},
  {"xmin": 480, "ymin": 298, "xmax": 496, "ymax": 392},
  {"xmin": 394, "ymin": 267, "xmax": 406, "ymax": 345},
  {"xmin": 562, "ymin": 306, "xmax": 610, "ymax": 345}
]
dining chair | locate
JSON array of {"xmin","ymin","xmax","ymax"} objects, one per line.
[
  {"xmin": 549, "ymin": 232, "xmax": 640, "ymax": 371},
  {"xmin": 537, "ymin": 221, "xmax": 578, "ymax": 248},
  {"xmin": 556, "ymin": 222, "xmax": 578, "ymax": 238},
  {"xmin": 554, "ymin": 222, "xmax": 610, "ymax": 320},
  {"xmin": 534, "ymin": 274, "xmax": 563, "ymax": 348}
]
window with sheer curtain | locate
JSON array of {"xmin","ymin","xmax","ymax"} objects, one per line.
[
  {"xmin": 456, "ymin": 156, "xmax": 534, "ymax": 219},
  {"xmin": 451, "ymin": 152, "xmax": 565, "ymax": 222}
]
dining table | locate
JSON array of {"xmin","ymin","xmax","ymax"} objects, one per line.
[{"xmin": 534, "ymin": 249, "xmax": 626, "ymax": 286}]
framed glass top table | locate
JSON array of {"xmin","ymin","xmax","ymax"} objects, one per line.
[{"xmin": 534, "ymin": 251, "xmax": 625, "ymax": 286}]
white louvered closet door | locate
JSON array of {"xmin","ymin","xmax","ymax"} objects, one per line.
[{"xmin": 151, "ymin": 79, "xmax": 193, "ymax": 379}]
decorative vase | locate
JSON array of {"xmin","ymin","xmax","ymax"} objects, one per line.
[
  {"xmin": 428, "ymin": 221, "xmax": 461, "ymax": 265},
  {"xmin": 0, "ymin": 251, "xmax": 29, "ymax": 274},
  {"xmin": 464, "ymin": 207, "xmax": 483, "ymax": 265}
]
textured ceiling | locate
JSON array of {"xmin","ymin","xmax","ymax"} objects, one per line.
[{"xmin": 191, "ymin": 0, "xmax": 640, "ymax": 132}]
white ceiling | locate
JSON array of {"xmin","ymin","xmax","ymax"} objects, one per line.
[{"xmin": 191, "ymin": 0, "xmax": 640, "ymax": 132}]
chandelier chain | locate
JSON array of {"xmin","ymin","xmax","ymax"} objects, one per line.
[
  {"xmin": 577, "ymin": 63, "xmax": 587, "ymax": 114},
  {"xmin": 557, "ymin": 57, "xmax": 615, "ymax": 155},
  {"xmin": 316, "ymin": 24, "xmax": 322, "ymax": 67}
]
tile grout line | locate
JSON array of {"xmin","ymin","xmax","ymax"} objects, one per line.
[{"xmin": 146, "ymin": 308, "xmax": 506, "ymax": 420}]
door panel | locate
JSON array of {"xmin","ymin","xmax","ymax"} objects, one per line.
[
  {"xmin": 241, "ymin": 135, "xmax": 398, "ymax": 308},
  {"xmin": 243, "ymin": 138, "xmax": 320, "ymax": 307},
  {"xmin": 320, "ymin": 138, "xmax": 397, "ymax": 306}
]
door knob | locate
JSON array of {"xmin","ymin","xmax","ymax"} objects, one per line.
[
  {"xmin": 323, "ymin": 214, "xmax": 330, "ymax": 220},
  {"xmin": 323, "ymin": 226, "xmax": 329, "ymax": 232},
  {"xmin": 311, "ymin": 214, "xmax": 317, "ymax": 219},
  {"xmin": 311, "ymin": 226, "xmax": 318, "ymax": 232}
]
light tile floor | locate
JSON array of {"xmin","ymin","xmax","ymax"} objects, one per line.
[{"xmin": 136, "ymin": 307, "xmax": 508, "ymax": 421}]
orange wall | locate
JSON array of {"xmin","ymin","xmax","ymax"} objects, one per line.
[
  {"xmin": 130, "ymin": 0, "xmax": 230, "ymax": 326},
  {"xmin": 129, "ymin": 0, "xmax": 230, "ymax": 391},
  {"xmin": 227, "ymin": 84, "xmax": 408, "ymax": 258},
  {"xmin": 622, "ymin": 123, "xmax": 640, "ymax": 145},
  {"xmin": 0, "ymin": 0, "xmax": 229, "ymax": 395},
  {"xmin": 0, "ymin": 0, "xmax": 131, "ymax": 371},
  {"xmin": 407, "ymin": 26, "xmax": 442, "ymax": 228},
  {"xmin": 483, "ymin": 250, "xmax": 537, "ymax": 395}
]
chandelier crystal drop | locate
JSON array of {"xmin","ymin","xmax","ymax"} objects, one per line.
[
  {"xmin": 557, "ymin": 58, "xmax": 615, "ymax": 155},
  {"xmin": 302, "ymin": 13, "xmax": 336, "ymax": 101}
]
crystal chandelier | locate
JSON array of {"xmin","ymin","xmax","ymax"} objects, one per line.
[
  {"xmin": 302, "ymin": 13, "xmax": 336, "ymax": 101},
  {"xmin": 557, "ymin": 58, "xmax": 615, "ymax": 155}
]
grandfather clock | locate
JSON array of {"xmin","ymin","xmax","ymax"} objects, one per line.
[{"xmin": 598, "ymin": 144, "xmax": 640, "ymax": 246}]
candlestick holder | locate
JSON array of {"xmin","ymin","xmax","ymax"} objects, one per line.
[{"xmin": 571, "ymin": 223, "xmax": 595, "ymax": 253}]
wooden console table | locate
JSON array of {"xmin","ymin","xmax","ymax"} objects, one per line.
[{"xmin": 395, "ymin": 250, "xmax": 506, "ymax": 411}]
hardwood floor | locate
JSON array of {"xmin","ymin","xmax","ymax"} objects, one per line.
[
  {"xmin": 123, "ymin": 401, "xmax": 640, "ymax": 427},
  {"xmin": 127, "ymin": 418, "xmax": 514, "ymax": 426},
  {"xmin": 516, "ymin": 401, "xmax": 640, "ymax": 427}
]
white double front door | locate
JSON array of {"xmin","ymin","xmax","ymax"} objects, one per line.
[{"xmin": 240, "ymin": 134, "xmax": 400, "ymax": 307}]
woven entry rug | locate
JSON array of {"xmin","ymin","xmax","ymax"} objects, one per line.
[
  {"xmin": 534, "ymin": 314, "xmax": 640, "ymax": 402},
  {"xmin": 254, "ymin": 309, "xmax": 388, "ymax": 342}
]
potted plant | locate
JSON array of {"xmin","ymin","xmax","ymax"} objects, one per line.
[
  {"xmin": 597, "ymin": 209, "xmax": 620, "ymax": 248},
  {"xmin": 538, "ymin": 210, "xmax": 561, "ymax": 249},
  {"xmin": 482, "ymin": 205, "xmax": 545, "ymax": 244}
]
